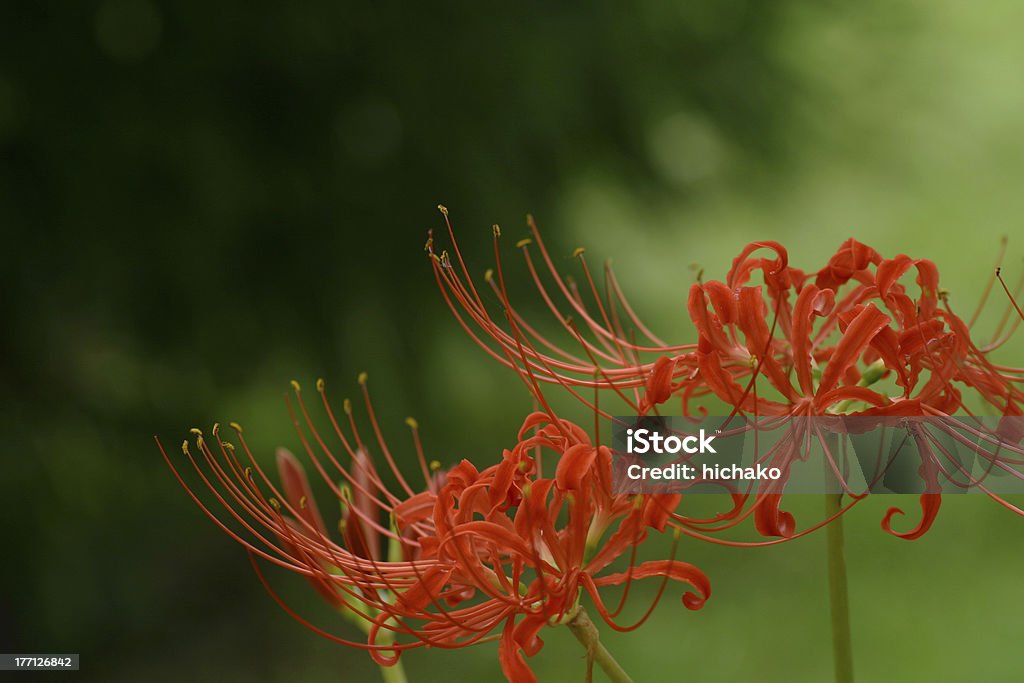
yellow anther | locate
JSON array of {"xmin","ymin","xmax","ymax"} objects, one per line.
[
  {"xmin": 316, "ymin": 378, "xmax": 325, "ymax": 392},
  {"xmin": 221, "ymin": 442, "xmax": 234, "ymax": 452},
  {"xmin": 492, "ymin": 224, "xmax": 501, "ymax": 237},
  {"xmin": 212, "ymin": 422, "xmax": 220, "ymax": 436},
  {"xmin": 229, "ymin": 422, "xmax": 243, "ymax": 434},
  {"xmin": 429, "ymin": 460, "xmax": 441, "ymax": 471},
  {"xmin": 244, "ymin": 467, "xmax": 253, "ymax": 479},
  {"xmin": 405, "ymin": 417, "xmax": 419, "ymax": 430},
  {"xmin": 338, "ymin": 483, "xmax": 353, "ymax": 502},
  {"xmin": 358, "ymin": 372, "xmax": 368, "ymax": 385},
  {"xmin": 343, "ymin": 398, "xmax": 352, "ymax": 415},
  {"xmin": 299, "ymin": 495, "xmax": 307, "ymax": 509},
  {"xmin": 522, "ymin": 482, "xmax": 532, "ymax": 497},
  {"xmin": 290, "ymin": 379, "xmax": 301, "ymax": 392},
  {"xmin": 190, "ymin": 428, "xmax": 203, "ymax": 436},
  {"xmin": 269, "ymin": 497, "xmax": 280, "ymax": 510},
  {"xmin": 423, "ymin": 235, "xmax": 433, "ymax": 252},
  {"xmin": 572, "ymin": 247, "xmax": 586, "ymax": 258},
  {"xmin": 181, "ymin": 440, "xmax": 190, "ymax": 455},
  {"xmin": 484, "ymin": 268, "xmax": 494, "ymax": 282},
  {"xmin": 437, "ymin": 204, "xmax": 449, "ymax": 216},
  {"xmin": 516, "ymin": 238, "xmax": 532, "ymax": 248}
]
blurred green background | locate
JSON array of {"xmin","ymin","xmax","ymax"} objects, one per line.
[{"xmin": 3, "ymin": 1, "xmax": 1024, "ymax": 681}]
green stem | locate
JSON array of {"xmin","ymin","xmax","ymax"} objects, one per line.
[
  {"xmin": 825, "ymin": 492, "xmax": 854, "ymax": 683},
  {"xmin": 378, "ymin": 659, "xmax": 409, "ymax": 683},
  {"xmin": 565, "ymin": 606, "xmax": 635, "ymax": 683}
]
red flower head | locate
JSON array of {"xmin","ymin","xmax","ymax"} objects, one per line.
[
  {"xmin": 159, "ymin": 377, "xmax": 480, "ymax": 672},
  {"xmin": 160, "ymin": 376, "xmax": 710, "ymax": 683},
  {"xmin": 409, "ymin": 409, "xmax": 710, "ymax": 681},
  {"xmin": 684, "ymin": 239, "xmax": 1024, "ymax": 538},
  {"xmin": 426, "ymin": 209, "xmax": 1024, "ymax": 543}
]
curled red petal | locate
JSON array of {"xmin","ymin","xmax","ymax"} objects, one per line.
[
  {"xmin": 703, "ymin": 280, "xmax": 737, "ymax": 324},
  {"xmin": 881, "ymin": 493, "xmax": 942, "ymax": 540},
  {"xmin": 512, "ymin": 614, "xmax": 548, "ymax": 657},
  {"xmin": 518, "ymin": 412, "xmax": 554, "ymax": 440},
  {"xmin": 393, "ymin": 490, "xmax": 436, "ymax": 530},
  {"xmin": 642, "ymin": 355, "xmax": 677, "ymax": 409},
  {"xmin": 642, "ymin": 494, "xmax": 682, "ymax": 532},
  {"xmin": 815, "ymin": 238, "xmax": 881, "ymax": 290},
  {"xmin": 555, "ymin": 443, "xmax": 597, "ymax": 491},
  {"xmin": 688, "ymin": 283, "xmax": 732, "ymax": 352},
  {"xmin": 753, "ymin": 494, "xmax": 795, "ymax": 538},
  {"xmin": 818, "ymin": 303, "xmax": 891, "ymax": 397},
  {"xmin": 791, "ymin": 284, "xmax": 824, "ymax": 395},
  {"xmin": 593, "ymin": 559, "xmax": 712, "ymax": 611},
  {"xmin": 727, "ymin": 241, "xmax": 789, "ymax": 290},
  {"xmin": 499, "ymin": 618, "xmax": 539, "ymax": 683}
]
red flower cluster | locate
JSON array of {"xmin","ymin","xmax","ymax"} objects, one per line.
[
  {"xmin": 164, "ymin": 208, "xmax": 1024, "ymax": 681},
  {"xmin": 161, "ymin": 376, "xmax": 708, "ymax": 682},
  {"xmin": 427, "ymin": 211, "xmax": 1024, "ymax": 543},
  {"xmin": 683, "ymin": 239, "xmax": 1024, "ymax": 538}
]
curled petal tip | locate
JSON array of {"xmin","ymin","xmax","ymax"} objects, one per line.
[
  {"xmin": 882, "ymin": 494, "xmax": 941, "ymax": 540},
  {"xmin": 683, "ymin": 592, "xmax": 707, "ymax": 610}
]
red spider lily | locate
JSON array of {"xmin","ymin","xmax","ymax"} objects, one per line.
[
  {"xmin": 158, "ymin": 377, "xmax": 488, "ymax": 667},
  {"xmin": 159, "ymin": 377, "xmax": 710, "ymax": 683},
  {"xmin": 683, "ymin": 239, "xmax": 1024, "ymax": 539},
  {"xmin": 426, "ymin": 209, "xmax": 1024, "ymax": 542},
  {"xmin": 402, "ymin": 408, "xmax": 710, "ymax": 681}
]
